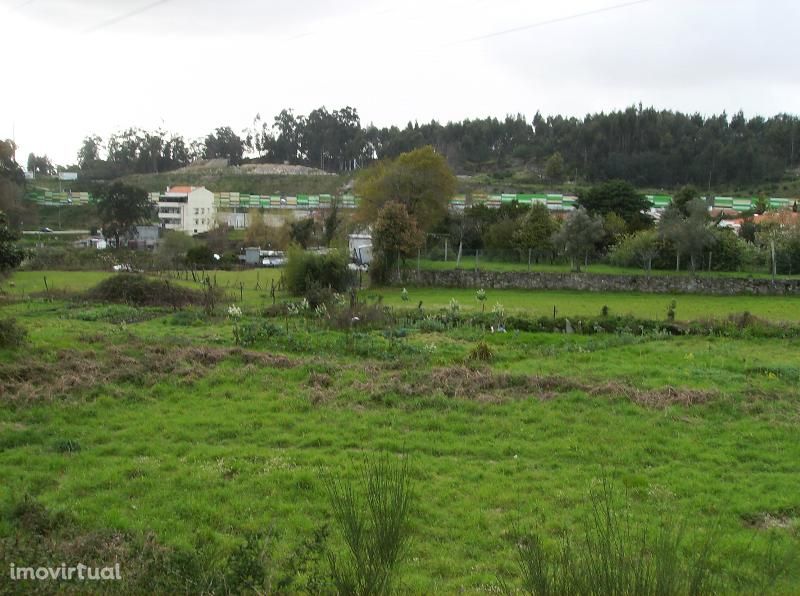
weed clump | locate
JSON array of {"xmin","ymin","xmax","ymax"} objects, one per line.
[
  {"xmin": 0, "ymin": 317, "xmax": 26, "ymax": 349},
  {"xmin": 468, "ymin": 341, "xmax": 494, "ymax": 362},
  {"xmin": 86, "ymin": 274, "xmax": 207, "ymax": 307},
  {"xmin": 505, "ymin": 480, "xmax": 716, "ymax": 595}
]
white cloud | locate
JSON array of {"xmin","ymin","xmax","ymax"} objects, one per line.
[{"xmin": 3, "ymin": 0, "xmax": 799, "ymax": 165}]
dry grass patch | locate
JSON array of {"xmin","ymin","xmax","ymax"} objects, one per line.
[
  {"xmin": 0, "ymin": 344, "xmax": 297, "ymax": 405},
  {"xmin": 339, "ymin": 365, "xmax": 718, "ymax": 409}
]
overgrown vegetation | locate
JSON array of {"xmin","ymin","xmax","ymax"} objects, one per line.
[
  {"xmin": 85, "ymin": 274, "xmax": 209, "ymax": 307},
  {"xmin": 284, "ymin": 247, "xmax": 351, "ymax": 297},
  {"xmin": 2, "ymin": 268, "xmax": 800, "ymax": 592}
]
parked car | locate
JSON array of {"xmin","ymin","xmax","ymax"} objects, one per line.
[{"xmin": 40, "ymin": 227, "xmax": 54, "ymax": 233}]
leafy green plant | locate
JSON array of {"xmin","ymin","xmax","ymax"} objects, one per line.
[
  {"xmin": 285, "ymin": 246, "xmax": 351, "ymax": 295},
  {"xmin": 233, "ymin": 320, "xmax": 284, "ymax": 346},
  {"xmin": 324, "ymin": 454, "xmax": 415, "ymax": 596},
  {"xmin": 667, "ymin": 300, "xmax": 677, "ymax": 322}
]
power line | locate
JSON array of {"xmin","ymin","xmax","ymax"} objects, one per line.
[
  {"xmin": 83, "ymin": 0, "xmax": 170, "ymax": 34},
  {"xmin": 451, "ymin": 0, "xmax": 657, "ymax": 45}
]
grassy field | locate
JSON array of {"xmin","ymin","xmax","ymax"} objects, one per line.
[
  {"xmin": 9, "ymin": 269, "xmax": 800, "ymax": 322},
  {"xmin": 410, "ymin": 257, "xmax": 798, "ymax": 280},
  {"xmin": 1, "ymin": 271, "xmax": 799, "ymax": 592}
]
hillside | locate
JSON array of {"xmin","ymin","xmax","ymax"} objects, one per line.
[{"xmin": 120, "ymin": 166, "xmax": 351, "ymax": 196}]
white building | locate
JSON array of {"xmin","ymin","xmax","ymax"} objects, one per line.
[{"xmin": 156, "ymin": 186, "xmax": 215, "ymax": 235}]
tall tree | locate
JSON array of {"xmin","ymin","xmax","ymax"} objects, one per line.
[
  {"xmin": 355, "ymin": 146, "xmax": 457, "ymax": 231},
  {"xmin": 672, "ymin": 184, "xmax": 700, "ymax": 215},
  {"xmin": 0, "ymin": 141, "xmax": 30, "ymax": 228},
  {"xmin": 544, "ymin": 151, "xmax": 565, "ymax": 182},
  {"xmin": 371, "ymin": 201, "xmax": 423, "ymax": 282},
  {"xmin": 26, "ymin": 153, "xmax": 55, "ymax": 176},
  {"xmin": 77, "ymin": 135, "xmax": 103, "ymax": 168},
  {"xmin": 0, "ymin": 210, "xmax": 25, "ymax": 276},
  {"xmin": 577, "ymin": 180, "xmax": 652, "ymax": 231},
  {"xmin": 551, "ymin": 208, "xmax": 605, "ymax": 272},
  {"xmin": 203, "ymin": 127, "xmax": 244, "ymax": 165},
  {"xmin": 511, "ymin": 203, "xmax": 558, "ymax": 262},
  {"xmin": 289, "ymin": 218, "xmax": 316, "ymax": 248},
  {"xmin": 96, "ymin": 182, "xmax": 153, "ymax": 247},
  {"xmin": 659, "ymin": 198, "xmax": 715, "ymax": 272}
]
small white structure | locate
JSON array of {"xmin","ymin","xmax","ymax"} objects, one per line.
[
  {"xmin": 348, "ymin": 232, "xmax": 372, "ymax": 265},
  {"xmin": 244, "ymin": 247, "xmax": 262, "ymax": 266},
  {"xmin": 157, "ymin": 185, "xmax": 215, "ymax": 235}
]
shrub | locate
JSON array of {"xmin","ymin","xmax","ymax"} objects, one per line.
[
  {"xmin": 169, "ymin": 310, "xmax": 207, "ymax": 326},
  {"xmin": 67, "ymin": 304, "xmax": 153, "ymax": 324},
  {"xmin": 284, "ymin": 247, "xmax": 351, "ymax": 295},
  {"xmin": 185, "ymin": 245, "xmax": 216, "ymax": 267},
  {"xmin": 468, "ymin": 341, "xmax": 494, "ymax": 361},
  {"xmin": 505, "ymin": 480, "xmax": 715, "ymax": 595},
  {"xmin": 54, "ymin": 439, "xmax": 82, "ymax": 454},
  {"xmin": 233, "ymin": 320, "xmax": 284, "ymax": 346},
  {"xmin": 86, "ymin": 274, "xmax": 208, "ymax": 307},
  {"xmin": 324, "ymin": 454, "xmax": 414, "ymax": 595},
  {"xmin": 0, "ymin": 318, "xmax": 27, "ymax": 348}
]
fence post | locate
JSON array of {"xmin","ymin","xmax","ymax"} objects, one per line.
[
  {"xmin": 417, "ymin": 249, "xmax": 420, "ymax": 274},
  {"xmin": 475, "ymin": 249, "xmax": 479, "ymax": 272},
  {"xmin": 444, "ymin": 238, "xmax": 448, "ymax": 262},
  {"xmin": 528, "ymin": 248, "xmax": 532, "ymax": 272}
]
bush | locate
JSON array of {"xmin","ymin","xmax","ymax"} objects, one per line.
[
  {"xmin": 506, "ymin": 480, "xmax": 715, "ymax": 595},
  {"xmin": 0, "ymin": 318, "xmax": 27, "ymax": 348},
  {"xmin": 233, "ymin": 320, "xmax": 284, "ymax": 346},
  {"xmin": 324, "ymin": 454, "xmax": 414, "ymax": 595},
  {"xmin": 86, "ymin": 274, "xmax": 208, "ymax": 307},
  {"xmin": 67, "ymin": 304, "xmax": 154, "ymax": 324},
  {"xmin": 186, "ymin": 245, "xmax": 216, "ymax": 267},
  {"xmin": 169, "ymin": 310, "xmax": 207, "ymax": 326},
  {"xmin": 284, "ymin": 247, "xmax": 351, "ymax": 295},
  {"xmin": 468, "ymin": 341, "xmax": 494, "ymax": 361}
]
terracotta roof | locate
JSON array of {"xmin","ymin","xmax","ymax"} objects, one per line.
[
  {"xmin": 754, "ymin": 211, "xmax": 800, "ymax": 222},
  {"xmin": 167, "ymin": 185, "xmax": 193, "ymax": 194}
]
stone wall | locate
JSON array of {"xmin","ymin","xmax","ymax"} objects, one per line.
[{"xmin": 396, "ymin": 270, "xmax": 800, "ymax": 296}]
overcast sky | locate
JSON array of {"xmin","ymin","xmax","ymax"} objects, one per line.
[{"xmin": 3, "ymin": 0, "xmax": 799, "ymax": 166}]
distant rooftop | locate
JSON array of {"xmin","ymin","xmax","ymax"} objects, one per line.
[{"xmin": 166, "ymin": 185, "xmax": 194, "ymax": 194}]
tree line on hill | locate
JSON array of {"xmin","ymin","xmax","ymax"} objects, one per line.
[{"xmin": 52, "ymin": 104, "xmax": 800, "ymax": 188}]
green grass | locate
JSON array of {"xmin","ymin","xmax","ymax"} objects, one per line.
[
  {"xmin": 8, "ymin": 270, "xmax": 800, "ymax": 322},
  {"xmin": 411, "ymin": 257, "xmax": 799, "ymax": 280},
  {"xmin": 371, "ymin": 285, "xmax": 800, "ymax": 322},
  {"xmin": 1, "ymin": 272, "xmax": 799, "ymax": 592}
]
